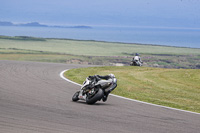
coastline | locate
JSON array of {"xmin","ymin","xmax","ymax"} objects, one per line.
[
  {"xmin": 0, "ymin": 25, "xmax": 200, "ymax": 49},
  {"xmin": 1, "ymin": 35, "xmax": 200, "ymax": 50}
]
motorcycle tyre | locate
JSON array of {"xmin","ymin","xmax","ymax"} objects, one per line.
[
  {"xmin": 86, "ymin": 89, "xmax": 104, "ymax": 105},
  {"xmin": 72, "ymin": 91, "xmax": 80, "ymax": 102}
]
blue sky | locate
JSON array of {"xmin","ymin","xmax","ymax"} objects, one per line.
[{"xmin": 1, "ymin": 0, "xmax": 200, "ymax": 28}]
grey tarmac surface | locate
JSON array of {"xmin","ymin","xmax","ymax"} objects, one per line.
[{"xmin": 0, "ymin": 60, "xmax": 199, "ymax": 133}]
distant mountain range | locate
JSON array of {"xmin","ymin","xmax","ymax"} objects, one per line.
[{"xmin": 0, "ymin": 21, "xmax": 92, "ymax": 29}]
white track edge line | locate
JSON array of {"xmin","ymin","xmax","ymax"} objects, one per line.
[
  {"xmin": 60, "ymin": 69, "xmax": 200, "ymax": 115},
  {"xmin": 60, "ymin": 69, "xmax": 81, "ymax": 86}
]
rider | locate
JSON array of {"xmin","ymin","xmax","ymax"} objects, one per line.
[
  {"xmin": 88, "ymin": 74, "xmax": 117, "ymax": 102},
  {"xmin": 132, "ymin": 53, "xmax": 142, "ymax": 66}
]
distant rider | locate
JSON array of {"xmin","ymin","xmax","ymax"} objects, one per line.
[{"xmin": 132, "ymin": 53, "xmax": 142, "ymax": 66}]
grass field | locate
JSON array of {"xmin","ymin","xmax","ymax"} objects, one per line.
[
  {"xmin": 0, "ymin": 36, "xmax": 200, "ymax": 68},
  {"xmin": 1, "ymin": 36, "xmax": 200, "ymax": 56},
  {"xmin": 64, "ymin": 66, "xmax": 200, "ymax": 113}
]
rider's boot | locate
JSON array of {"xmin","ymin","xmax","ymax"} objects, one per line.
[{"xmin": 102, "ymin": 92, "xmax": 109, "ymax": 102}]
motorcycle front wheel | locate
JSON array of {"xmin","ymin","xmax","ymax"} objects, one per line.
[
  {"xmin": 72, "ymin": 91, "xmax": 80, "ymax": 101},
  {"xmin": 86, "ymin": 88, "xmax": 104, "ymax": 104}
]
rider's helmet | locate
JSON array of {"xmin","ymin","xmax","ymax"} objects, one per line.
[
  {"xmin": 109, "ymin": 73, "xmax": 115, "ymax": 78},
  {"xmin": 135, "ymin": 53, "xmax": 139, "ymax": 56}
]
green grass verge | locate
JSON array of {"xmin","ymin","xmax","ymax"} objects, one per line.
[{"xmin": 64, "ymin": 66, "xmax": 200, "ymax": 113}]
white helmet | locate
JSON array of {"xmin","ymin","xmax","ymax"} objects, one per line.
[{"xmin": 109, "ymin": 74, "xmax": 115, "ymax": 78}]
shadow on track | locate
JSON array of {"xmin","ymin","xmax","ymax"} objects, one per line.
[{"xmin": 71, "ymin": 100, "xmax": 112, "ymax": 106}]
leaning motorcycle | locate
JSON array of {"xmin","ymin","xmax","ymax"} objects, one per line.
[{"xmin": 72, "ymin": 74, "xmax": 117, "ymax": 104}]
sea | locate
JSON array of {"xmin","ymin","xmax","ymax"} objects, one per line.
[{"xmin": 0, "ymin": 26, "xmax": 200, "ymax": 48}]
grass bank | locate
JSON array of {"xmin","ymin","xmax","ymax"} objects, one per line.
[{"xmin": 64, "ymin": 66, "xmax": 200, "ymax": 113}]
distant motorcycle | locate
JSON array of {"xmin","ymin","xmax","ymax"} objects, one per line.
[
  {"xmin": 72, "ymin": 74, "xmax": 117, "ymax": 104},
  {"xmin": 130, "ymin": 60, "xmax": 143, "ymax": 66},
  {"xmin": 130, "ymin": 53, "xmax": 143, "ymax": 66}
]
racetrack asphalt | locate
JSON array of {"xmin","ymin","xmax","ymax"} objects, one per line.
[{"xmin": 0, "ymin": 60, "xmax": 199, "ymax": 133}]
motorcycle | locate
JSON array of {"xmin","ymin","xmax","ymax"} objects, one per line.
[
  {"xmin": 72, "ymin": 74, "xmax": 117, "ymax": 104},
  {"xmin": 130, "ymin": 60, "xmax": 143, "ymax": 66}
]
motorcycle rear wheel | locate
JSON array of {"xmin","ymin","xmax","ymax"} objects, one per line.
[{"xmin": 86, "ymin": 88, "xmax": 104, "ymax": 104}]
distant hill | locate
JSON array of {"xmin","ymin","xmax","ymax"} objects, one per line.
[
  {"xmin": 18, "ymin": 22, "xmax": 47, "ymax": 27},
  {"xmin": 0, "ymin": 21, "xmax": 92, "ymax": 29},
  {"xmin": 0, "ymin": 21, "xmax": 14, "ymax": 26}
]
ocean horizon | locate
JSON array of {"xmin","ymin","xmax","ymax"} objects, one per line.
[{"xmin": 0, "ymin": 26, "xmax": 200, "ymax": 49}]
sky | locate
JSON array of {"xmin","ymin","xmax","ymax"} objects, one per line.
[{"xmin": 1, "ymin": 0, "xmax": 200, "ymax": 28}]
